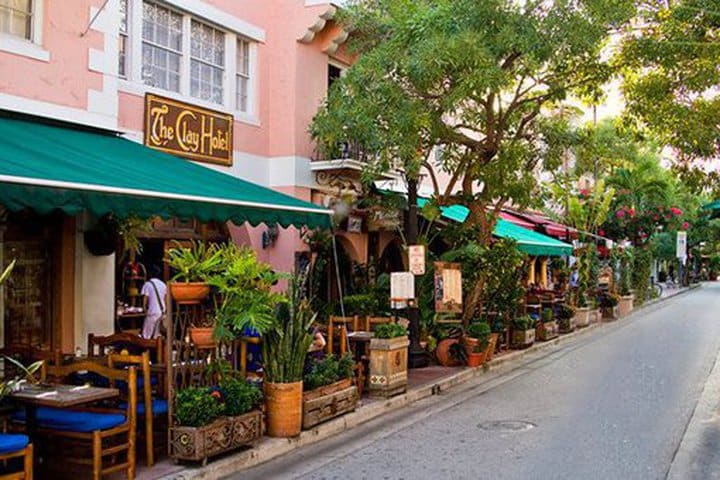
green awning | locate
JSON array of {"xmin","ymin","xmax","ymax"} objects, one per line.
[
  {"xmin": 417, "ymin": 198, "xmax": 573, "ymax": 257},
  {"xmin": 702, "ymin": 200, "xmax": 720, "ymax": 211},
  {"xmin": 0, "ymin": 116, "xmax": 331, "ymax": 229}
]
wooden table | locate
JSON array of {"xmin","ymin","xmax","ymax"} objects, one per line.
[
  {"xmin": 347, "ymin": 331, "xmax": 374, "ymax": 360},
  {"xmin": 11, "ymin": 384, "xmax": 119, "ymax": 469}
]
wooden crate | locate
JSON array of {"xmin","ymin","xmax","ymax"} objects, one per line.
[
  {"xmin": 302, "ymin": 378, "xmax": 359, "ymax": 429},
  {"xmin": 169, "ymin": 410, "xmax": 263, "ymax": 464},
  {"xmin": 369, "ymin": 336, "xmax": 409, "ymax": 398}
]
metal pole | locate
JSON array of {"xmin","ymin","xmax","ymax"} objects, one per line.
[{"xmin": 406, "ymin": 177, "xmax": 428, "ymax": 369}]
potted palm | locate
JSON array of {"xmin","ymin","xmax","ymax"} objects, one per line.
[
  {"xmin": 511, "ymin": 315, "xmax": 535, "ymax": 349},
  {"xmin": 166, "ymin": 240, "xmax": 223, "ymax": 303},
  {"xmin": 262, "ymin": 275, "xmax": 315, "ymax": 438},
  {"xmin": 369, "ymin": 323, "xmax": 409, "ymax": 398},
  {"xmin": 302, "ymin": 354, "xmax": 358, "ymax": 429},
  {"xmin": 537, "ymin": 308, "xmax": 559, "ymax": 341}
]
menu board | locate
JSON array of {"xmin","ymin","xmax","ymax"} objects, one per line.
[
  {"xmin": 434, "ymin": 262, "xmax": 462, "ymax": 313},
  {"xmin": 391, "ymin": 272, "xmax": 415, "ymax": 309}
]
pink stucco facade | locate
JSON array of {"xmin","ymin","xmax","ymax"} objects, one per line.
[{"xmin": 0, "ymin": 0, "xmax": 358, "ymax": 273}]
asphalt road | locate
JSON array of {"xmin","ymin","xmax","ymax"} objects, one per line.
[{"xmin": 231, "ymin": 284, "xmax": 720, "ymax": 480}]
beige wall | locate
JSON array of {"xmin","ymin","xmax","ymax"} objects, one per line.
[{"xmin": 73, "ymin": 217, "xmax": 115, "ymax": 354}]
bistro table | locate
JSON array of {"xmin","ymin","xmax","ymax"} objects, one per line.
[
  {"xmin": 347, "ymin": 331, "xmax": 374, "ymax": 361},
  {"xmin": 11, "ymin": 384, "xmax": 119, "ymax": 470}
]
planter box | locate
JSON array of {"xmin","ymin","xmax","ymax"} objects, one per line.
[
  {"xmin": 574, "ymin": 307, "xmax": 591, "ymax": 328},
  {"xmin": 618, "ymin": 295, "xmax": 634, "ymax": 317},
  {"xmin": 302, "ymin": 379, "xmax": 359, "ymax": 429},
  {"xmin": 558, "ymin": 317, "xmax": 576, "ymax": 334},
  {"xmin": 369, "ymin": 336, "xmax": 409, "ymax": 398},
  {"xmin": 170, "ymin": 410, "xmax": 263, "ymax": 464},
  {"xmin": 537, "ymin": 321, "xmax": 559, "ymax": 341},
  {"xmin": 602, "ymin": 306, "xmax": 619, "ymax": 320},
  {"xmin": 511, "ymin": 329, "xmax": 535, "ymax": 349},
  {"xmin": 590, "ymin": 309, "xmax": 601, "ymax": 324}
]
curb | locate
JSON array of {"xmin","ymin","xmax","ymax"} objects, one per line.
[{"xmin": 161, "ymin": 284, "xmax": 701, "ymax": 480}]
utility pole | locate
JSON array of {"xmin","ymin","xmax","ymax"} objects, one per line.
[{"xmin": 406, "ymin": 176, "xmax": 428, "ymax": 368}]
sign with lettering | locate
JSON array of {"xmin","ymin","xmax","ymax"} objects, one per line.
[
  {"xmin": 434, "ymin": 262, "xmax": 462, "ymax": 313},
  {"xmin": 408, "ymin": 245, "xmax": 426, "ymax": 275},
  {"xmin": 144, "ymin": 94, "xmax": 233, "ymax": 166}
]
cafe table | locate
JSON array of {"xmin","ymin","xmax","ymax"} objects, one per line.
[
  {"xmin": 11, "ymin": 384, "xmax": 119, "ymax": 469},
  {"xmin": 347, "ymin": 331, "xmax": 374, "ymax": 360}
]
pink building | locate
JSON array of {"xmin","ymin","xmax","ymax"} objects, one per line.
[{"xmin": 0, "ymin": 0, "xmax": 372, "ymax": 353}]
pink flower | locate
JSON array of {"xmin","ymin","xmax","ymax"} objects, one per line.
[
  {"xmin": 616, "ymin": 210, "xmax": 625, "ymax": 218},
  {"xmin": 670, "ymin": 207, "xmax": 682, "ymax": 216},
  {"xmin": 598, "ymin": 229, "xmax": 605, "ymax": 236},
  {"xmin": 628, "ymin": 208, "xmax": 635, "ymax": 217},
  {"xmin": 682, "ymin": 221, "xmax": 689, "ymax": 230}
]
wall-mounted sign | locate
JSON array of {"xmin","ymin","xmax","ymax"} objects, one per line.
[
  {"xmin": 347, "ymin": 215, "xmax": 363, "ymax": 233},
  {"xmin": 434, "ymin": 262, "xmax": 462, "ymax": 313},
  {"xmin": 144, "ymin": 93, "xmax": 234, "ymax": 166},
  {"xmin": 408, "ymin": 245, "xmax": 426, "ymax": 275},
  {"xmin": 391, "ymin": 272, "xmax": 415, "ymax": 309}
]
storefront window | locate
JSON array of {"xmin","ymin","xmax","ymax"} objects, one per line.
[
  {"xmin": 141, "ymin": 1, "xmax": 182, "ymax": 92},
  {"xmin": 190, "ymin": 20, "xmax": 225, "ymax": 105},
  {"xmin": 0, "ymin": 0, "xmax": 32, "ymax": 39}
]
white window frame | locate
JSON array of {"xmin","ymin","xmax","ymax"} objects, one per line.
[
  {"xmin": 120, "ymin": 0, "xmax": 259, "ymax": 125},
  {"xmin": 118, "ymin": 0, "xmax": 129, "ymax": 78},
  {"xmin": 0, "ymin": 0, "xmax": 48, "ymax": 62}
]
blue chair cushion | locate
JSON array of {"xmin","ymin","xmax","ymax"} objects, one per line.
[
  {"xmin": 119, "ymin": 398, "xmax": 168, "ymax": 416},
  {"xmin": 0, "ymin": 434, "xmax": 29, "ymax": 454},
  {"xmin": 13, "ymin": 407, "xmax": 126, "ymax": 433},
  {"xmin": 115, "ymin": 375, "xmax": 158, "ymax": 393}
]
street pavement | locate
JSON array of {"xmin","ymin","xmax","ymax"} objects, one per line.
[{"xmin": 230, "ymin": 284, "xmax": 720, "ymax": 480}]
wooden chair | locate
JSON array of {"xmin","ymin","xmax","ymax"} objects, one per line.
[
  {"xmin": 108, "ymin": 352, "xmax": 165, "ymax": 468},
  {"xmin": 0, "ymin": 345, "xmax": 60, "ymax": 379},
  {"xmin": 237, "ymin": 336, "xmax": 262, "ymax": 379},
  {"xmin": 88, "ymin": 333, "xmax": 165, "ymax": 397},
  {"xmin": 39, "ymin": 361, "xmax": 137, "ymax": 480},
  {"xmin": 0, "ymin": 439, "xmax": 32, "ymax": 480},
  {"xmin": 327, "ymin": 316, "xmax": 359, "ymax": 356},
  {"xmin": 364, "ymin": 316, "xmax": 394, "ymax": 332}
]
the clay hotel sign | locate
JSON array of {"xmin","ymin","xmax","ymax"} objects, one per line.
[{"xmin": 144, "ymin": 94, "xmax": 233, "ymax": 166}]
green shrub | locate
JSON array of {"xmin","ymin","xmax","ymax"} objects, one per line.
[
  {"xmin": 556, "ymin": 304, "xmax": 575, "ymax": 320},
  {"xmin": 374, "ymin": 323, "xmax": 408, "ymax": 339},
  {"xmin": 303, "ymin": 354, "xmax": 355, "ymax": 391},
  {"xmin": 175, "ymin": 387, "xmax": 224, "ymax": 427},
  {"xmin": 466, "ymin": 322, "xmax": 491, "ymax": 351},
  {"xmin": 541, "ymin": 308, "xmax": 554, "ymax": 323},
  {"xmin": 219, "ymin": 378, "xmax": 263, "ymax": 417},
  {"xmin": 512, "ymin": 315, "xmax": 535, "ymax": 331}
]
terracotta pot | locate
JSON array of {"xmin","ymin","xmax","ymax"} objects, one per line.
[
  {"xmin": 170, "ymin": 282, "xmax": 210, "ymax": 302},
  {"xmin": 486, "ymin": 333, "xmax": 499, "ymax": 361},
  {"xmin": 462, "ymin": 336, "xmax": 479, "ymax": 357},
  {"xmin": 189, "ymin": 327, "xmax": 215, "ymax": 348},
  {"xmin": 264, "ymin": 381, "xmax": 303, "ymax": 437},
  {"xmin": 466, "ymin": 350, "xmax": 487, "ymax": 368},
  {"xmin": 435, "ymin": 338, "xmax": 461, "ymax": 367}
]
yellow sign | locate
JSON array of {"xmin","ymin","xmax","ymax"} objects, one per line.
[{"xmin": 144, "ymin": 94, "xmax": 233, "ymax": 166}]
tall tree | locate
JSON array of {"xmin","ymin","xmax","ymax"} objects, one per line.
[
  {"xmin": 312, "ymin": 0, "xmax": 635, "ymax": 322},
  {"xmin": 620, "ymin": 0, "xmax": 720, "ymax": 194}
]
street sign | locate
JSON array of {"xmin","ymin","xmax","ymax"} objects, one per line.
[
  {"xmin": 676, "ymin": 231, "xmax": 687, "ymax": 260},
  {"xmin": 408, "ymin": 245, "xmax": 426, "ymax": 275}
]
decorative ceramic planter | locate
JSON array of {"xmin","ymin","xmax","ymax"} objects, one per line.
[
  {"xmin": 169, "ymin": 410, "xmax": 263, "ymax": 465},
  {"xmin": 466, "ymin": 350, "xmax": 487, "ymax": 368},
  {"xmin": 511, "ymin": 329, "xmax": 535, "ymax": 349},
  {"xmin": 537, "ymin": 321, "xmax": 559, "ymax": 341},
  {"xmin": 602, "ymin": 306, "xmax": 619, "ymax": 320},
  {"xmin": 369, "ymin": 336, "xmax": 409, "ymax": 398},
  {"xmin": 302, "ymin": 378, "xmax": 358, "ymax": 430},
  {"xmin": 558, "ymin": 317, "xmax": 576, "ymax": 334},
  {"xmin": 170, "ymin": 282, "xmax": 210, "ymax": 302},
  {"xmin": 574, "ymin": 307, "xmax": 591, "ymax": 328},
  {"xmin": 618, "ymin": 295, "xmax": 634, "ymax": 317},
  {"xmin": 435, "ymin": 338, "xmax": 461, "ymax": 367}
]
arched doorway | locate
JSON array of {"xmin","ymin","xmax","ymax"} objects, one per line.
[{"xmin": 379, "ymin": 239, "xmax": 405, "ymax": 274}]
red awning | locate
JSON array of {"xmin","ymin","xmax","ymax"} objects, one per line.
[
  {"xmin": 499, "ymin": 211, "xmax": 535, "ymax": 229},
  {"xmin": 504, "ymin": 210, "xmax": 577, "ymax": 240}
]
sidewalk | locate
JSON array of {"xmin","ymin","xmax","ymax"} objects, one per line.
[{"xmin": 151, "ymin": 284, "xmax": 700, "ymax": 480}]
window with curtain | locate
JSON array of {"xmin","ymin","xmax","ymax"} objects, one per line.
[
  {"xmin": 141, "ymin": 1, "xmax": 182, "ymax": 92},
  {"xmin": 190, "ymin": 20, "xmax": 225, "ymax": 104},
  {"xmin": 236, "ymin": 39, "xmax": 250, "ymax": 112},
  {"xmin": 0, "ymin": 0, "xmax": 32, "ymax": 39}
]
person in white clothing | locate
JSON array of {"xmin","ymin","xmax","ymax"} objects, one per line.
[{"xmin": 141, "ymin": 265, "xmax": 167, "ymax": 339}]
